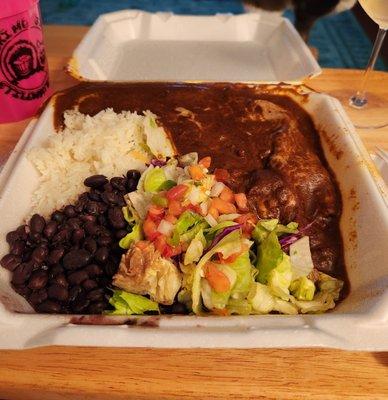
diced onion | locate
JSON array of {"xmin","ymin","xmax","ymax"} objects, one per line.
[
  {"xmin": 218, "ymin": 213, "xmax": 241, "ymax": 222},
  {"xmin": 157, "ymin": 219, "xmax": 174, "ymax": 235},
  {"xmin": 205, "ymin": 214, "xmax": 218, "ymax": 227},
  {"xmin": 210, "ymin": 181, "xmax": 225, "ymax": 197},
  {"xmin": 199, "ymin": 201, "xmax": 209, "ymax": 216}
]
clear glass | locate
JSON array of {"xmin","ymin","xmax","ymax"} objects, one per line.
[{"xmin": 348, "ymin": 0, "xmax": 388, "ymax": 129}]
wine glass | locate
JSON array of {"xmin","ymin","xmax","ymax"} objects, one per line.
[{"xmin": 349, "ymin": 0, "xmax": 388, "ymax": 129}]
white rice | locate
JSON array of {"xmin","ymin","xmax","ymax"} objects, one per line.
[{"xmin": 28, "ymin": 108, "xmax": 154, "ymax": 216}]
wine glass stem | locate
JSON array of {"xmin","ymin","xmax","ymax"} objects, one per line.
[{"xmin": 353, "ymin": 28, "xmax": 387, "ymax": 105}]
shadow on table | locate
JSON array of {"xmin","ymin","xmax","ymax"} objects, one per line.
[{"xmin": 373, "ymin": 352, "xmax": 388, "ymax": 367}]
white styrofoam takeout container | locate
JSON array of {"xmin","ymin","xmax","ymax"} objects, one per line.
[{"xmin": 0, "ymin": 11, "xmax": 387, "ymax": 350}]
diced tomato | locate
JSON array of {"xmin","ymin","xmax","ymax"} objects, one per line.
[
  {"xmin": 235, "ymin": 213, "xmax": 257, "ymax": 235},
  {"xmin": 164, "ymin": 213, "xmax": 177, "ymax": 224},
  {"xmin": 208, "ymin": 206, "xmax": 219, "ymax": 220},
  {"xmin": 148, "ymin": 205, "xmax": 165, "ymax": 221},
  {"xmin": 234, "ymin": 193, "xmax": 248, "ymax": 211},
  {"xmin": 214, "ymin": 168, "xmax": 230, "ymax": 183},
  {"xmin": 181, "ymin": 241, "xmax": 189, "ymax": 252},
  {"xmin": 204, "ymin": 262, "xmax": 231, "ymax": 293},
  {"xmin": 168, "ymin": 199, "xmax": 184, "ymax": 216},
  {"xmin": 168, "ymin": 244, "xmax": 182, "ymax": 257},
  {"xmin": 154, "ymin": 234, "xmax": 167, "ymax": 254},
  {"xmin": 188, "ymin": 165, "xmax": 205, "ymax": 180},
  {"xmin": 143, "ymin": 217, "xmax": 160, "ymax": 241},
  {"xmin": 219, "ymin": 186, "xmax": 234, "ymax": 203},
  {"xmin": 198, "ymin": 156, "xmax": 211, "ymax": 168},
  {"xmin": 211, "ymin": 198, "xmax": 237, "ymax": 214},
  {"xmin": 217, "ymin": 252, "xmax": 240, "ymax": 264},
  {"xmin": 166, "ymin": 184, "xmax": 188, "ymax": 201}
]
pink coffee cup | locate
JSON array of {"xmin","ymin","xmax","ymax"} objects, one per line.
[{"xmin": 0, "ymin": 0, "xmax": 50, "ymax": 123}]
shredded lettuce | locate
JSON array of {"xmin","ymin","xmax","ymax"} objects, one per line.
[
  {"xmin": 204, "ymin": 221, "xmax": 237, "ymax": 241},
  {"xmin": 267, "ymin": 254, "xmax": 292, "ymax": 300},
  {"xmin": 151, "ymin": 193, "xmax": 168, "ymax": 208},
  {"xmin": 122, "ymin": 206, "xmax": 135, "ymax": 224},
  {"xmin": 228, "ymin": 251, "xmax": 254, "ymax": 300},
  {"xmin": 184, "ymin": 229, "xmax": 206, "ymax": 265},
  {"xmin": 252, "ymin": 219, "xmax": 298, "ymax": 243},
  {"xmin": 256, "ymin": 230, "xmax": 283, "ymax": 284},
  {"xmin": 227, "ymin": 298, "xmax": 252, "ymax": 315},
  {"xmin": 107, "ymin": 290, "xmax": 159, "ymax": 315},
  {"xmin": 290, "ymin": 276, "xmax": 315, "ymax": 301},
  {"xmin": 119, "ymin": 224, "xmax": 143, "ymax": 249},
  {"xmin": 180, "ymin": 221, "xmax": 209, "ymax": 244},
  {"xmin": 158, "ymin": 180, "xmax": 176, "ymax": 191},
  {"xmin": 175, "ymin": 211, "xmax": 203, "ymax": 235}
]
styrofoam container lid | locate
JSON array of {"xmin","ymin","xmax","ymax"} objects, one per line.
[{"xmin": 68, "ymin": 10, "xmax": 321, "ymax": 82}]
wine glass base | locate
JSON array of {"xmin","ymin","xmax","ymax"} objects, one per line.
[{"xmin": 349, "ymin": 95, "xmax": 368, "ymax": 109}]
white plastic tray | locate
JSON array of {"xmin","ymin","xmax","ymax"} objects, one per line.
[
  {"xmin": 68, "ymin": 10, "xmax": 321, "ymax": 82},
  {"xmin": 0, "ymin": 84, "xmax": 387, "ymax": 350}
]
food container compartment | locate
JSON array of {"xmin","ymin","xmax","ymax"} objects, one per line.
[
  {"xmin": 68, "ymin": 10, "xmax": 321, "ymax": 82},
  {"xmin": 0, "ymin": 84, "xmax": 387, "ymax": 350},
  {"xmin": 0, "ymin": 11, "xmax": 387, "ymax": 350}
]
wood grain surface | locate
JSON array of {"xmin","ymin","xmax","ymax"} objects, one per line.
[{"xmin": 0, "ymin": 25, "xmax": 387, "ymax": 400}]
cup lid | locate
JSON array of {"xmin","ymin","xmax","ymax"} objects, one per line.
[{"xmin": 1, "ymin": 0, "xmax": 39, "ymax": 19}]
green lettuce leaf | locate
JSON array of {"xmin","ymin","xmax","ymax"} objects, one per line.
[
  {"xmin": 290, "ymin": 276, "xmax": 316, "ymax": 301},
  {"xmin": 228, "ymin": 251, "xmax": 254, "ymax": 300},
  {"xmin": 144, "ymin": 167, "xmax": 167, "ymax": 192},
  {"xmin": 119, "ymin": 224, "xmax": 143, "ymax": 249},
  {"xmin": 252, "ymin": 219, "xmax": 298, "ymax": 243},
  {"xmin": 256, "ymin": 230, "xmax": 283, "ymax": 284},
  {"xmin": 107, "ymin": 290, "xmax": 159, "ymax": 315},
  {"xmin": 184, "ymin": 229, "xmax": 206, "ymax": 265},
  {"xmin": 267, "ymin": 254, "xmax": 292, "ymax": 301}
]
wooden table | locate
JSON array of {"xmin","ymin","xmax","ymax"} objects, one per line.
[{"xmin": 0, "ymin": 25, "xmax": 387, "ymax": 400}]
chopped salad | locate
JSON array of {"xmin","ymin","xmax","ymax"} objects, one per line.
[{"xmin": 109, "ymin": 153, "xmax": 343, "ymax": 316}]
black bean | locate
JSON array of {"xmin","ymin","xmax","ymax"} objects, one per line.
[
  {"xmin": 83, "ymin": 238, "xmax": 97, "ymax": 254},
  {"xmin": 48, "ymin": 264, "xmax": 64, "ymax": 278},
  {"xmin": 10, "ymin": 240, "xmax": 25, "ymax": 256},
  {"xmin": 63, "ymin": 205, "xmax": 76, "ymax": 218},
  {"xmin": 63, "ymin": 249, "xmax": 91, "ymax": 270},
  {"xmin": 97, "ymin": 235, "xmax": 112, "ymax": 247},
  {"xmin": 87, "ymin": 288, "xmax": 105, "ymax": 302},
  {"xmin": 127, "ymin": 169, "xmax": 141, "ymax": 181},
  {"xmin": 29, "ymin": 289, "xmax": 48, "ymax": 305},
  {"xmin": 115, "ymin": 229, "xmax": 128, "ymax": 240},
  {"xmin": 51, "ymin": 211, "xmax": 65, "ymax": 223},
  {"xmin": 21, "ymin": 251, "xmax": 32, "ymax": 263},
  {"xmin": 28, "ymin": 232, "xmax": 42, "ymax": 244},
  {"xmin": 48, "ymin": 284, "xmax": 69, "ymax": 301},
  {"xmin": 12, "ymin": 262, "xmax": 33, "ymax": 285},
  {"xmin": 43, "ymin": 220, "xmax": 58, "ymax": 238},
  {"xmin": 66, "ymin": 217, "xmax": 81, "ymax": 230},
  {"xmin": 67, "ymin": 270, "xmax": 89, "ymax": 285},
  {"xmin": 48, "ymin": 247, "xmax": 65, "ymax": 265},
  {"xmin": 111, "ymin": 177, "xmax": 126, "ymax": 192},
  {"xmin": 103, "ymin": 182, "xmax": 113, "ymax": 192},
  {"xmin": 97, "ymin": 214, "xmax": 107, "ymax": 226},
  {"xmin": 108, "ymin": 207, "xmax": 126, "ymax": 229},
  {"xmin": 104, "ymin": 261, "xmax": 117, "ymax": 277},
  {"xmin": 30, "ymin": 214, "xmax": 45, "ymax": 233},
  {"xmin": 31, "ymin": 245, "xmax": 48, "ymax": 264},
  {"xmin": 72, "ymin": 228, "xmax": 85, "ymax": 244},
  {"xmin": 116, "ymin": 196, "xmax": 126, "ymax": 207},
  {"xmin": 6, "ymin": 230, "xmax": 19, "ymax": 244},
  {"xmin": 16, "ymin": 225, "xmax": 29, "ymax": 240},
  {"xmin": 83, "ymin": 279, "xmax": 98, "ymax": 291},
  {"xmin": 127, "ymin": 178, "xmax": 139, "ymax": 193},
  {"xmin": 28, "ymin": 270, "xmax": 48, "ymax": 290},
  {"xmin": 88, "ymin": 191, "xmax": 101, "ymax": 201},
  {"xmin": 52, "ymin": 229, "xmax": 70, "ymax": 244},
  {"xmin": 80, "ymin": 214, "xmax": 96, "ymax": 223},
  {"xmin": 85, "ymin": 201, "xmax": 101, "ymax": 216},
  {"xmin": 84, "ymin": 264, "xmax": 103, "ymax": 277},
  {"xmin": 68, "ymin": 285, "xmax": 83, "ymax": 302},
  {"xmin": 87, "ymin": 301, "xmax": 107, "ymax": 314},
  {"xmin": 53, "ymin": 273, "xmax": 68, "ymax": 287},
  {"xmin": 74, "ymin": 202, "xmax": 84, "ymax": 214},
  {"xmin": 13, "ymin": 284, "xmax": 31, "ymax": 298},
  {"xmin": 37, "ymin": 300, "xmax": 61, "ymax": 313},
  {"xmin": 71, "ymin": 292, "xmax": 90, "ymax": 313},
  {"xmin": 94, "ymin": 247, "xmax": 109, "ymax": 264},
  {"xmin": 100, "ymin": 191, "xmax": 116, "ymax": 205},
  {"xmin": 0, "ymin": 254, "xmax": 21, "ymax": 271},
  {"xmin": 84, "ymin": 175, "xmax": 108, "ymax": 189},
  {"xmin": 84, "ymin": 222, "xmax": 100, "ymax": 236}
]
